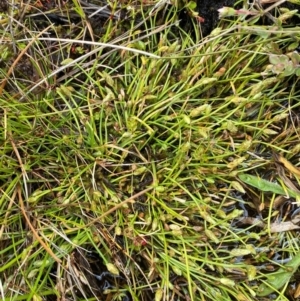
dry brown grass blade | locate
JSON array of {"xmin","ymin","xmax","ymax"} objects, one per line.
[
  {"xmin": 10, "ymin": 137, "xmax": 62, "ymax": 264},
  {"xmin": 274, "ymin": 153, "xmax": 300, "ymax": 177},
  {"xmin": 17, "ymin": 185, "xmax": 62, "ymax": 264}
]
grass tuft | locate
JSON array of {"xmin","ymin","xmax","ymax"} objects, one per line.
[{"xmin": 1, "ymin": 0, "xmax": 300, "ymax": 300}]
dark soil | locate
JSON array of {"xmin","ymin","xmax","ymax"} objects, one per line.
[
  {"xmin": 197, "ymin": 0, "xmax": 236, "ymax": 36},
  {"xmin": 0, "ymin": 0, "xmax": 8, "ymax": 12},
  {"xmin": 194, "ymin": 0, "xmax": 300, "ymax": 36}
]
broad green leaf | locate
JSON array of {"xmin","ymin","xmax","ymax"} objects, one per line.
[
  {"xmin": 257, "ymin": 253, "xmax": 300, "ymax": 296},
  {"xmin": 282, "ymin": 61, "xmax": 295, "ymax": 76},
  {"xmin": 290, "ymin": 51, "xmax": 300, "ymax": 64},
  {"xmin": 238, "ymin": 174, "xmax": 300, "ymax": 198},
  {"xmin": 185, "ymin": 1, "xmax": 197, "ymax": 10},
  {"xmin": 269, "ymin": 55, "xmax": 281, "ymax": 65},
  {"xmin": 269, "ymin": 54, "xmax": 289, "ymax": 65},
  {"xmin": 272, "ymin": 63, "xmax": 285, "ymax": 74},
  {"xmin": 287, "ymin": 42, "xmax": 299, "ymax": 51}
]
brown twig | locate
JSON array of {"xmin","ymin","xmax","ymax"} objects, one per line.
[
  {"xmin": 10, "ymin": 137, "xmax": 62, "ymax": 264},
  {"xmin": 17, "ymin": 185, "xmax": 62, "ymax": 264}
]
